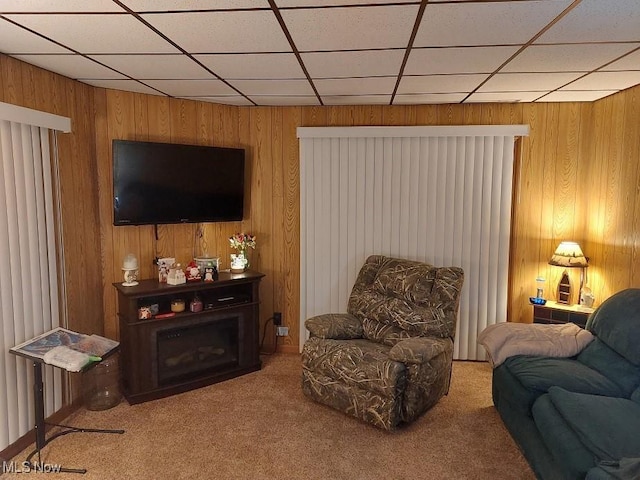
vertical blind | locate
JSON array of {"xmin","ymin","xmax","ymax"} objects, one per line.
[
  {"xmin": 0, "ymin": 102, "xmax": 70, "ymax": 451},
  {"xmin": 298, "ymin": 125, "xmax": 529, "ymax": 361}
]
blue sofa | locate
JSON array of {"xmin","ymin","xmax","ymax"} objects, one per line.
[{"xmin": 492, "ymin": 289, "xmax": 640, "ymax": 480}]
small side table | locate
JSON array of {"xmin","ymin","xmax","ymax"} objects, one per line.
[
  {"xmin": 532, "ymin": 301, "xmax": 594, "ymax": 329},
  {"xmin": 10, "ymin": 328, "xmax": 125, "ymax": 474}
]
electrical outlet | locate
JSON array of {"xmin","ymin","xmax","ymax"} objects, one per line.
[{"xmin": 276, "ymin": 326, "xmax": 289, "ymax": 337}]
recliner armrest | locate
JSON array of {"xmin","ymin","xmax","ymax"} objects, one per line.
[
  {"xmin": 389, "ymin": 337, "xmax": 450, "ymax": 364},
  {"xmin": 305, "ymin": 313, "xmax": 364, "ymax": 340}
]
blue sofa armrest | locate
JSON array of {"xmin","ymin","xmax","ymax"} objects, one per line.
[{"xmin": 586, "ymin": 458, "xmax": 640, "ymax": 480}]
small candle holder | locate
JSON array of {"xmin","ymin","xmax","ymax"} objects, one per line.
[{"xmin": 122, "ymin": 253, "xmax": 139, "ymax": 287}]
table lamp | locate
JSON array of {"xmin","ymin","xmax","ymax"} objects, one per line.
[
  {"xmin": 548, "ymin": 241, "xmax": 588, "ymax": 305},
  {"xmin": 122, "ymin": 253, "xmax": 139, "ymax": 287}
]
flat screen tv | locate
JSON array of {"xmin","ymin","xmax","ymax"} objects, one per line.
[{"xmin": 113, "ymin": 139, "xmax": 245, "ymax": 226}]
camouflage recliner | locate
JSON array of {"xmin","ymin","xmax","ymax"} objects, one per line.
[{"xmin": 301, "ymin": 255, "xmax": 464, "ymax": 430}]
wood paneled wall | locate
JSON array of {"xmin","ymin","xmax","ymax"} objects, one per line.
[
  {"xmin": 0, "ymin": 54, "xmax": 102, "ymax": 400},
  {"xmin": 583, "ymin": 86, "xmax": 640, "ymax": 305},
  {"xmin": 4, "ymin": 51, "xmax": 640, "ymax": 357},
  {"xmin": 0, "ymin": 54, "xmax": 102, "ymax": 338}
]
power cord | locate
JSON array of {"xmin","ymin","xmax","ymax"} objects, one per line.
[{"xmin": 259, "ymin": 316, "xmax": 278, "ymax": 355}]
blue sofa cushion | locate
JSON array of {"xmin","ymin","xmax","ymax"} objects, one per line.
[
  {"xmin": 587, "ymin": 288, "xmax": 640, "ymax": 365},
  {"xmin": 632, "ymin": 385, "xmax": 640, "ymax": 405},
  {"xmin": 495, "ymin": 355, "xmax": 624, "ymax": 414},
  {"xmin": 546, "ymin": 387, "xmax": 640, "ymax": 460},
  {"xmin": 577, "ymin": 338, "xmax": 640, "ymax": 396},
  {"xmin": 532, "ymin": 393, "xmax": 595, "ymax": 479}
]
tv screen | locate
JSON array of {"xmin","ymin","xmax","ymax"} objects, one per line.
[{"xmin": 113, "ymin": 140, "xmax": 245, "ymax": 226}]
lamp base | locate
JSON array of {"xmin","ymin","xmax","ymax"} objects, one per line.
[
  {"xmin": 122, "ymin": 281, "xmax": 139, "ymax": 287},
  {"xmin": 557, "ymin": 270, "xmax": 572, "ymax": 304}
]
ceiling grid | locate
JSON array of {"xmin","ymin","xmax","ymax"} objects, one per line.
[{"xmin": 0, "ymin": 0, "xmax": 637, "ymax": 106}]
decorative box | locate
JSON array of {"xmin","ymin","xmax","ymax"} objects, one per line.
[
  {"xmin": 157, "ymin": 257, "xmax": 175, "ymax": 283},
  {"xmin": 185, "ymin": 260, "xmax": 201, "ymax": 282}
]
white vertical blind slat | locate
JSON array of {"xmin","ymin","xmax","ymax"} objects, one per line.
[
  {"xmin": 298, "ymin": 139, "xmax": 308, "ymax": 348},
  {"xmin": 363, "ymin": 139, "xmax": 376, "ymax": 266},
  {"xmin": 355, "ymin": 138, "xmax": 366, "ymax": 280},
  {"xmin": 0, "ymin": 120, "xmax": 18, "ymax": 446},
  {"xmin": 407, "ymin": 138, "xmax": 420, "ymax": 260},
  {"xmin": 346, "ymin": 139, "xmax": 357, "ymax": 289},
  {"xmin": 299, "ymin": 127, "xmax": 522, "ymax": 360},
  {"xmin": 329, "ymin": 139, "xmax": 340, "ymax": 311},
  {"xmin": 337, "ymin": 139, "xmax": 349, "ymax": 310}
]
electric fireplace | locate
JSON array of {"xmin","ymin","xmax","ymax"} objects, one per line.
[{"xmin": 113, "ymin": 272, "xmax": 264, "ymax": 404}]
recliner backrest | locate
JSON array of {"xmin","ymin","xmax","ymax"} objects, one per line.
[
  {"xmin": 347, "ymin": 255, "xmax": 464, "ymax": 346},
  {"xmin": 586, "ymin": 288, "xmax": 640, "ymax": 366}
]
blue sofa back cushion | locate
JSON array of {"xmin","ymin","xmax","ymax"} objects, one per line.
[
  {"xmin": 546, "ymin": 386, "xmax": 640, "ymax": 461},
  {"xmin": 576, "ymin": 338, "xmax": 640, "ymax": 396},
  {"xmin": 587, "ymin": 288, "xmax": 640, "ymax": 366},
  {"xmin": 501, "ymin": 355, "xmax": 624, "ymax": 400}
]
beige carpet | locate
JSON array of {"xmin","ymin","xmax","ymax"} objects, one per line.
[{"xmin": 6, "ymin": 354, "xmax": 534, "ymax": 480}]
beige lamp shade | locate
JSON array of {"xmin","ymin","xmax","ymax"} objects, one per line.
[{"xmin": 548, "ymin": 241, "xmax": 589, "ymax": 268}]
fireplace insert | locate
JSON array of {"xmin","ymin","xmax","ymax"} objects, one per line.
[{"xmin": 154, "ymin": 316, "xmax": 239, "ymax": 387}]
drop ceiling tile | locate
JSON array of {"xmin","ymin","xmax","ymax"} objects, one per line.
[
  {"xmin": 88, "ymin": 54, "xmax": 212, "ymax": 79},
  {"xmin": 142, "ymin": 79, "xmax": 238, "ymax": 96},
  {"xmin": 276, "ymin": 0, "xmax": 416, "ymax": 5},
  {"xmin": 248, "ymin": 96, "xmax": 320, "ymax": 106},
  {"xmin": 561, "ymin": 71, "xmax": 640, "ymax": 91},
  {"xmin": 281, "ymin": 5, "xmax": 419, "ymax": 51},
  {"xmin": 79, "ymin": 79, "xmax": 163, "ymax": 95},
  {"xmin": 540, "ymin": 90, "xmax": 618, "ymax": 102},
  {"xmin": 120, "ymin": 0, "xmax": 269, "ymax": 11},
  {"xmin": 179, "ymin": 96, "xmax": 254, "ymax": 106},
  {"xmin": 536, "ymin": 0, "xmax": 640, "ymax": 44},
  {"xmin": 415, "ymin": 1, "xmax": 572, "ymax": 47},
  {"xmin": 194, "ymin": 53, "xmax": 304, "ymax": 79},
  {"xmin": 0, "ymin": 0, "xmax": 123, "ymax": 12},
  {"xmin": 0, "ymin": 20, "xmax": 69, "ymax": 54},
  {"xmin": 322, "ymin": 95, "xmax": 391, "ymax": 105},
  {"xmin": 314, "ymin": 77, "xmax": 396, "ymax": 96},
  {"xmin": 5, "ymin": 14, "xmax": 179, "ymax": 54},
  {"xmin": 141, "ymin": 11, "xmax": 290, "ymax": 53},
  {"xmin": 465, "ymin": 92, "xmax": 543, "ymax": 103},
  {"xmin": 398, "ymin": 74, "xmax": 488, "ymax": 94},
  {"xmin": 301, "ymin": 50, "xmax": 404, "ymax": 79},
  {"xmin": 503, "ymin": 44, "xmax": 640, "ymax": 73},
  {"xmin": 478, "ymin": 72, "xmax": 582, "ymax": 92},
  {"xmin": 405, "ymin": 46, "xmax": 519, "ymax": 75},
  {"xmin": 393, "ymin": 93, "xmax": 466, "ymax": 104},
  {"xmin": 229, "ymin": 79, "xmax": 314, "ymax": 96},
  {"xmin": 12, "ymin": 54, "xmax": 127, "ymax": 79},
  {"xmin": 602, "ymin": 49, "xmax": 640, "ymax": 71}
]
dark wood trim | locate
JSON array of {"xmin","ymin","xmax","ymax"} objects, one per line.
[
  {"xmin": 111, "ymin": 0, "xmax": 258, "ymax": 105},
  {"xmin": 390, "ymin": 0, "xmax": 428, "ymax": 105},
  {"xmin": 268, "ymin": 0, "xmax": 324, "ymax": 106},
  {"xmin": 460, "ymin": 0, "xmax": 583, "ymax": 103}
]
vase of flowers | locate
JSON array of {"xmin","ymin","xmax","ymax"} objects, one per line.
[{"xmin": 229, "ymin": 233, "xmax": 256, "ymax": 273}]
